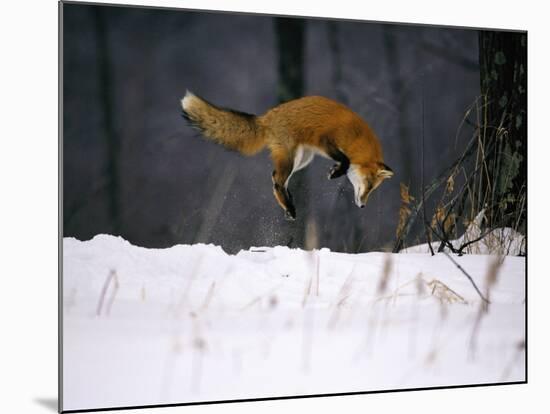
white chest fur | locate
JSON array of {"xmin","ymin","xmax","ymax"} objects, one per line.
[
  {"xmin": 284, "ymin": 145, "xmax": 331, "ymax": 189},
  {"xmin": 347, "ymin": 164, "xmax": 365, "ymax": 207}
]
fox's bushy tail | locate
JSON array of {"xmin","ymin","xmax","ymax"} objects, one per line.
[{"xmin": 181, "ymin": 91, "xmax": 265, "ymax": 156}]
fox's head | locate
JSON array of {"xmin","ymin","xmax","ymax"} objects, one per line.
[{"xmin": 347, "ymin": 163, "xmax": 394, "ymax": 208}]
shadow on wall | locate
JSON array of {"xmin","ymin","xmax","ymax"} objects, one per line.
[{"xmin": 34, "ymin": 398, "xmax": 58, "ymax": 412}]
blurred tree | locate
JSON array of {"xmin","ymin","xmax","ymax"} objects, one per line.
[
  {"xmin": 275, "ymin": 17, "xmax": 308, "ymax": 247},
  {"xmin": 382, "ymin": 25, "xmax": 414, "ymax": 186},
  {"xmin": 327, "ymin": 22, "xmax": 346, "ymax": 104},
  {"xmin": 93, "ymin": 7, "xmax": 121, "ymax": 235},
  {"xmin": 326, "ymin": 21, "xmax": 361, "ymax": 253}
]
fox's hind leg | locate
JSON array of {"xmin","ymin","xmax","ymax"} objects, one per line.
[{"xmin": 271, "ymin": 147, "xmax": 297, "ymax": 220}]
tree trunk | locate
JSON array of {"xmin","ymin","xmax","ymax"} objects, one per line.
[{"xmin": 478, "ymin": 30, "xmax": 527, "ymax": 229}]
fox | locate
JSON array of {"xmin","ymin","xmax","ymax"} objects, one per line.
[{"xmin": 180, "ymin": 91, "xmax": 393, "ymax": 220}]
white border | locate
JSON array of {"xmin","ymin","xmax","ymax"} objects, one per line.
[{"xmin": 1, "ymin": 0, "xmax": 548, "ymax": 413}]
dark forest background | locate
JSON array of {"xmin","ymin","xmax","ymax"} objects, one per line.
[{"xmin": 62, "ymin": 3, "xmax": 526, "ymax": 254}]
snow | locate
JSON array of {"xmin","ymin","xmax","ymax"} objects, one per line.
[
  {"xmin": 401, "ymin": 210, "xmax": 526, "ymax": 256},
  {"xmin": 62, "ymin": 235, "xmax": 526, "ymax": 411},
  {"xmin": 401, "ymin": 227, "xmax": 526, "ymax": 256}
]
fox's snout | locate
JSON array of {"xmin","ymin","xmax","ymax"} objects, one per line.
[{"xmin": 355, "ymin": 193, "xmax": 369, "ymax": 209}]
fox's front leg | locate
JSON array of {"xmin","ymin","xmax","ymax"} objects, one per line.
[
  {"xmin": 324, "ymin": 141, "xmax": 350, "ymax": 179},
  {"xmin": 328, "ymin": 162, "xmax": 347, "ymax": 179},
  {"xmin": 271, "ymin": 150, "xmax": 296, "ymax": 221}
]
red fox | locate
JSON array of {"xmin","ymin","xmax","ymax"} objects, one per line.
[{"xmin": 181, "ymin": 91, "xmax": 393, "ymax": 220}]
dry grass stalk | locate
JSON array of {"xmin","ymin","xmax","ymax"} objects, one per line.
[
  {"xmin": 500, "ymin": 339, "xmax": 525, "ymax": 381},
  {"xmin": 327, "ymin": 267, "xmax": 355, "ymax": 329},
  {"xmin": 431, "ymin": 206, "xmax": 456, "ymax": 236},
  {"xmin": 469, "ymin": 255, "xmax": 504, "ymax": 358},
  {"xmin": 105, "ymin": 271, "xmax": 119, "ymax": 316},
  {"xmin": 199, "ymin": 281, "xmax": 216, "ymax": 312},
  {"xmin": 176, "ymin": 257, "xmax": 204, "ymax": 315},
  {"xmin": 241, "ymin": 296, "xmax": 261, "ymax": 311},
  {"xmin": 396, "ymin": 183, "xmax": 414, "ymax": 240},
  {"xmin": 407, "ymin": 273, "xmax": 425, "ymax": 358},
  {"xmin": 268, "ymin": 294, "xmax": 278, "ymax": 309},
  {"xmin": 360, "ymin": 255, "xmax": 394, "ymax": 357},
  {"xmin": 96, "ymin": 269, "xmax": 118, "ymax": 317},
  {"xmin": 64, "ymin": 287, "xmax": 77, "ymax": 313},
  {"xmin": 313, "ymin": 251, "xmax": 320, "ymax": 297},
  {"xmin": 302, "ymin": 251, "xmax": 320, "ymax": 306},
  {"xmin": 484, "ymin": 255, "xmax": 503, "ymax": 309},
  {"xmin": 445, "ymin": 173, "xmax": 455, "ymax": 194},
  {"xmin": 415, "ymin": 273, "xmax": 425, "ymax": 296},
  {"xmin": 305, "ymin": 216, "xmax": 319, "ymax": 251},
  {"xmin": 191, "ymin": 338, "xmax": 205, "ymax": 394},
  {"xmin": 427, "ymin": 279, "xmax": 467, "ymax": 305},
  {"xmin": 190, "ymin": 313, "xmax": 207, "ymax": 394},
  {"xmin": 468, "ymin": 305, "xmax": 484, "ymax": 361},
  {"xmin": 377, "ymin": 254, "xmax": 393, "ymax": 295},
  {"xmin": 241, "ymin": 283, "xmax": 283, "ymax": 311},
  {"xmin": 302, "ymin": 276, "xmax": 313, "ymax": 307},
  {"xmin": 301, "ymin": 310, "xmax": 314, "ymax": 372}
]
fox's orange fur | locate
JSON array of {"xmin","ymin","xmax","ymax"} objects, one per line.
[{"xmin": 181, "ymin": 91, "xmax": 393, "ymax": 219}]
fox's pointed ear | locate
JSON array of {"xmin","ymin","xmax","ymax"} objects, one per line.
[{"xmin": 377, "ymin": 163, "xmax": 394, "ymax": 179}]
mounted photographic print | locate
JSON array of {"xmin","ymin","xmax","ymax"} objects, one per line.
[{"xmin": 60, "ymin": 1, "xmax": 527, "ymax": 412}]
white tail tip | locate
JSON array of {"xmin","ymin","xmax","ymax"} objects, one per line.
[{"xmin": 181, "ymin": 90, "xmax": 196, "ymax": 110}]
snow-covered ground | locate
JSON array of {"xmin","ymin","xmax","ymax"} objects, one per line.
[
  {"xmin": 401, "ymin": 211, "xmax": 526, "ymax": 256},
  {"xmin": 62, "ymin": 235, "xmax": 526, "ymax": 411}
]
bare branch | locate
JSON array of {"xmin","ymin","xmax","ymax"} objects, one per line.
[
  {"xmin": 456, "ymin": 227, "xmax": 497, "ymax": 256},
  {"xmin": 442, "ymin": 251, "xmax": 489, "ymax": 304}
]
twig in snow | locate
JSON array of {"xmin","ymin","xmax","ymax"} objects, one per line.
[
  {"xmin": 302, "ymin": 276, "xmax": 313, "ymax": 307},
  {"xmin": 500, "ymin": 340, "xmax": 525, "ymax": 381},
  {"xmin": 442, "ymin": 251, "xmax": 489, "ymax": 304},
  {"xmin": 189, "ymin": 312, "xmax": 207, "ymax": 395},
  {"xmin": 470, "ymin": 255, "xmax": 503, "ymax": 358},
  {"xmin": 468, "ymin": 304, "xmax": 484, "ymax": 360},
  {"xmin": 191, "ymin": 336, "xmax": 206, "ymax": 395},
  {"xmin": 301, "ymin": 309, "xmax": 314, "ymax": 373},
  {"xmin": 469, "ymin": 257, "xmax": 503, "ymax": 358},
  {"xmin": 408, "ymin": 273, "xmax": 425, "ymax": 357},
  {"xmin": 327, "ymin": 267, "xmax": 356, "ymax": 329},
  {"xmin": 199, "ymin": 282, "xmax": 216, "ymax": 312},
  {"xmin": 313, "ymin": 251, "xmax": 320, "ymax": 296},
  {"xmin": 377, "ymin": 255, "xmax": 393, "ymax": 295},
  {"xmin": 96, "ymin": 269, "xmax": 117, "ymax": 317},
  {"xmin": 301, "ymin": 252, "xmax": 321, "ymax": 306},
  {"xmin": 175, "ymin": 257, "xmax": 205, "ymax": 314},
  {"xmin": 359, "ymin": 255, "xmax": 394, "ymax": 358},
  {"xmin": 105, "ymin": 272, "xmax": 119, "ymax": 316},
  {"xmin": 241, "ymin": 296, "xmax": 261, "ymax": 311}
]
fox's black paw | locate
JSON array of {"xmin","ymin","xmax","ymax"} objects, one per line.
[
  {"xmin": 285, "ymin": 208, "xmax": 296, "ymax": 221},
  {"xmin": 328, "ymin": 164, "xmax": 345, "ymax": 179}
]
